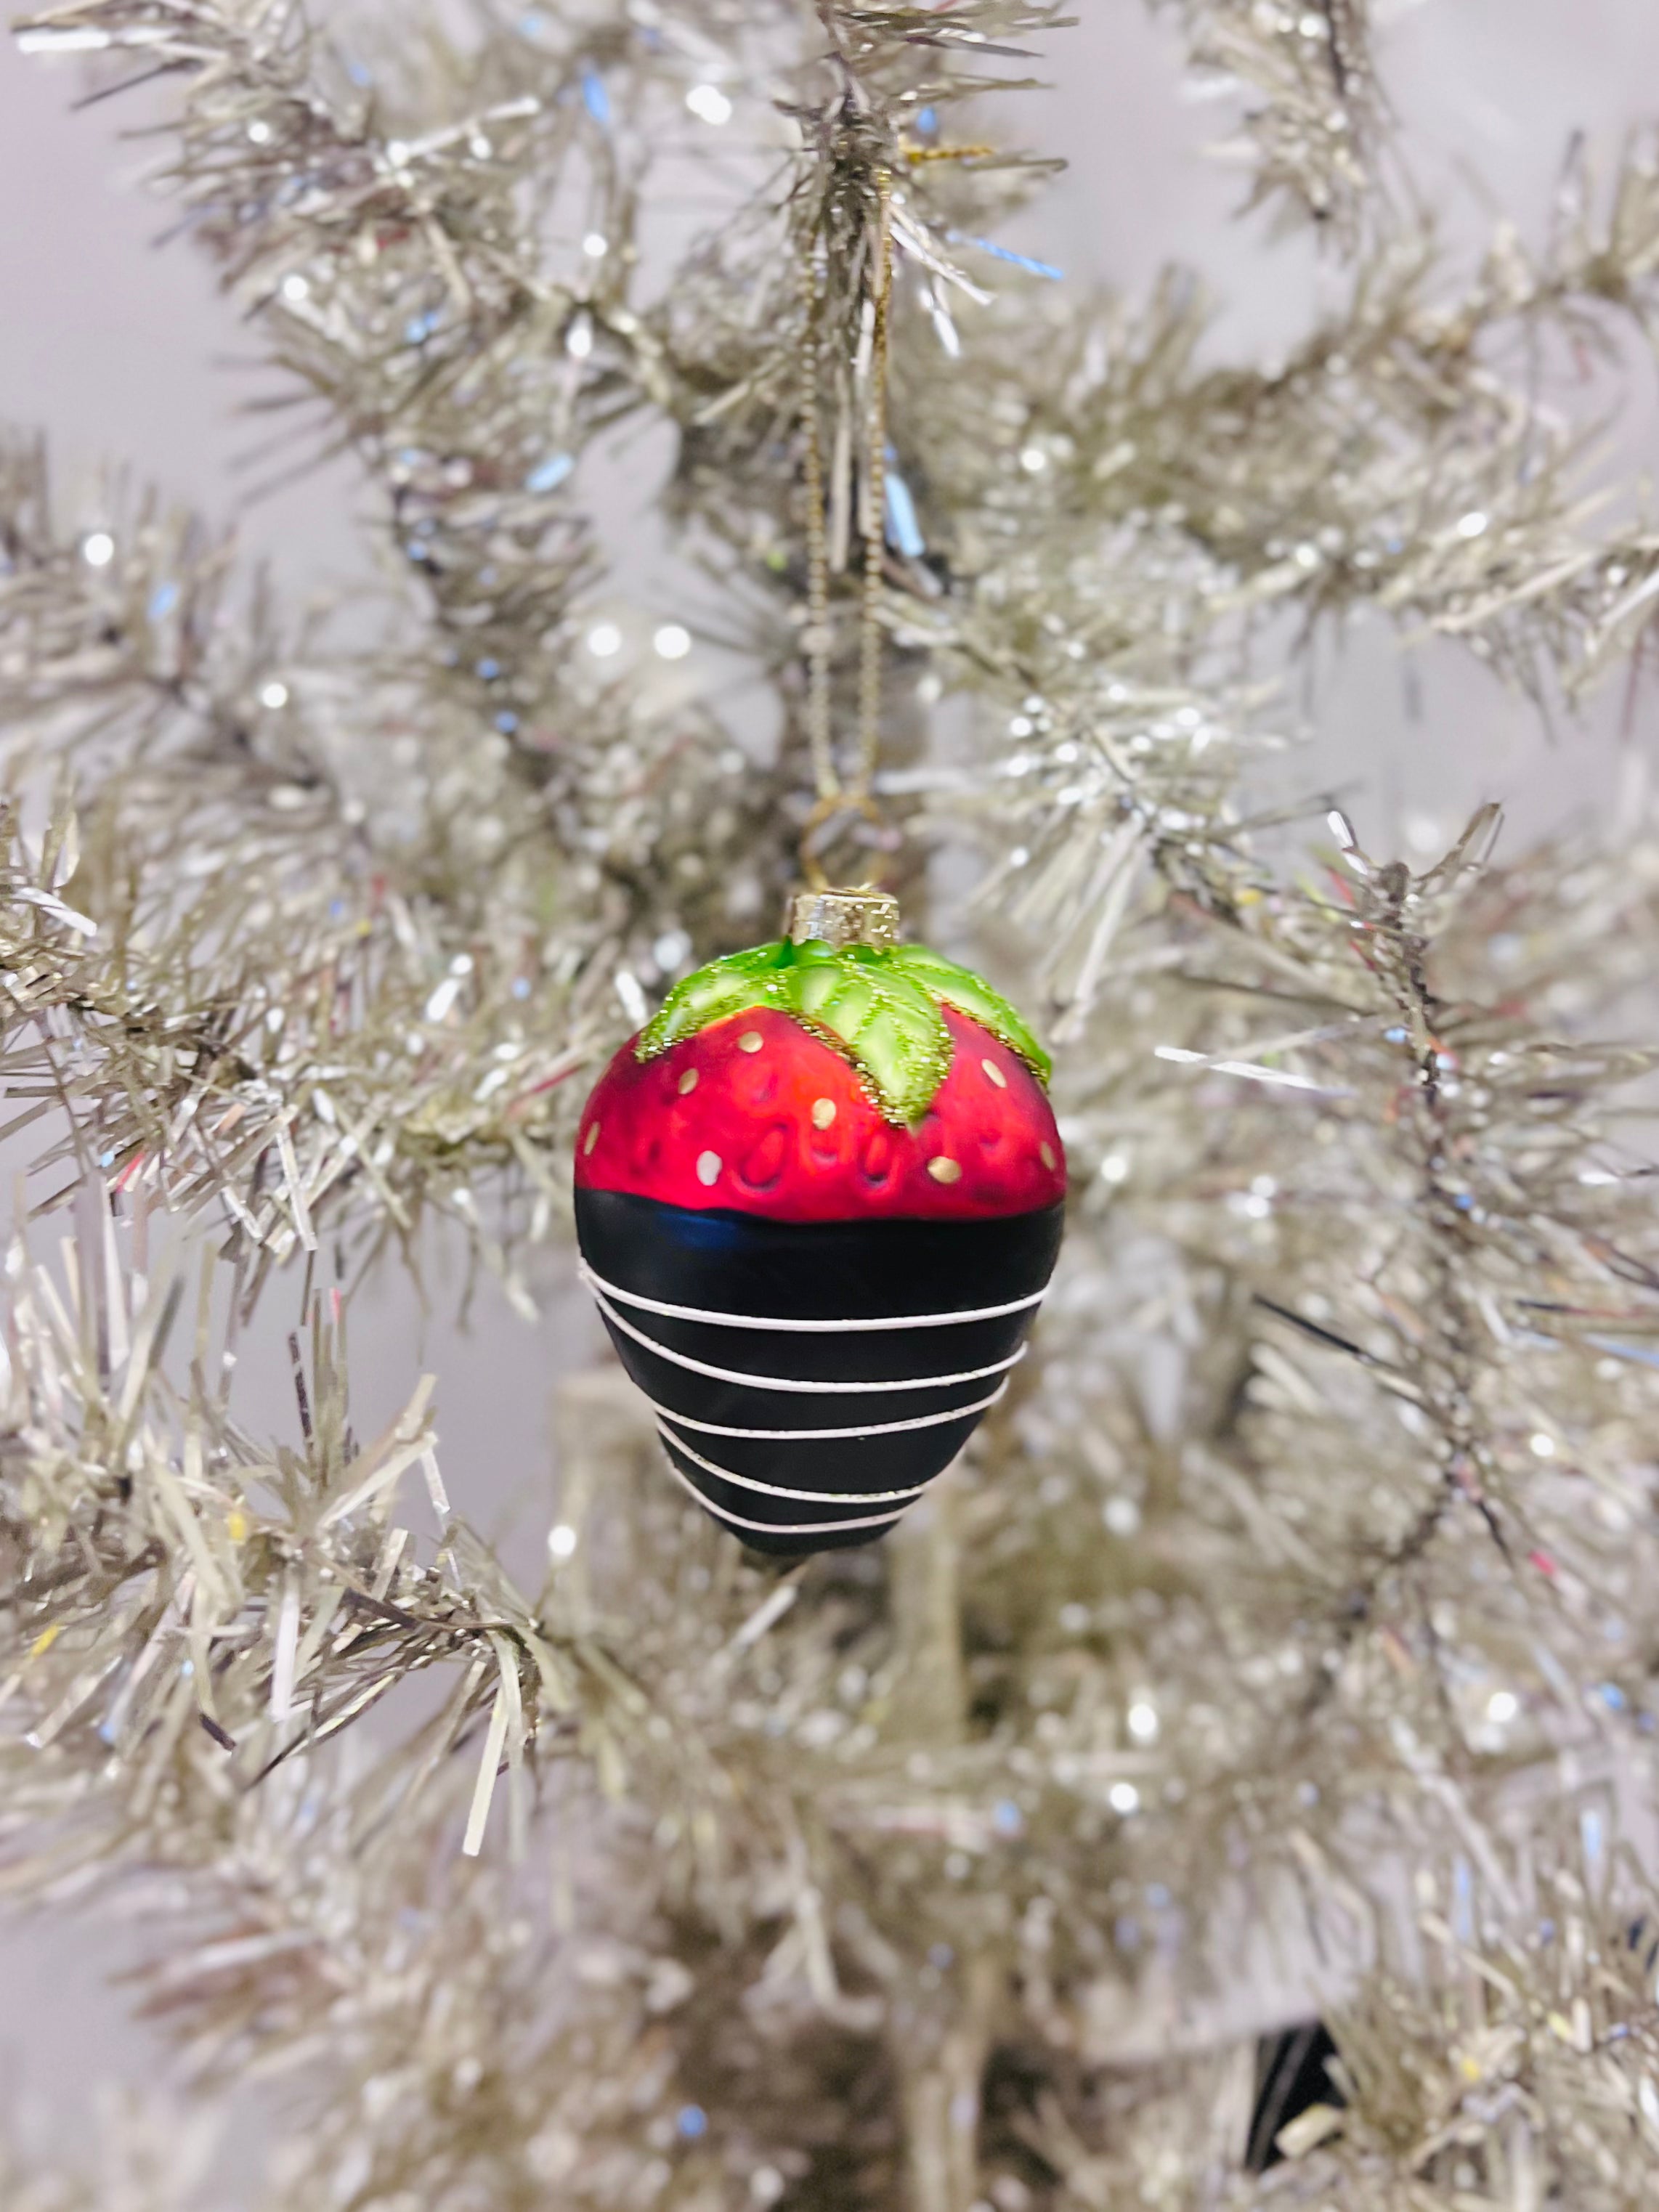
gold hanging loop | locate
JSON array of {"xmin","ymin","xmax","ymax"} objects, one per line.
[
  {"xmin": 798, "ymin": 246, "xmax": 835, "ymax": 806},
  {"xmin": 798, "ymin": 791, "xmax": 892, "ymax": 890},
  {"xmin": 854, "ymin": 165, "xmax": 893, "ymax": 808},
  {"xmin": 794, "ymin": 160, "xmax": 897, "ymax": 886}
]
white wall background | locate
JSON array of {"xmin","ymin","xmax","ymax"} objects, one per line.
[{"xmin": 5, "ymin": 0, "xmax": 1659, "ymax": 2185}]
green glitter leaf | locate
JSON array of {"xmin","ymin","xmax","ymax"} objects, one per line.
[
  {"xmin": 637, "ymin": 935, "xmax": 1050, "ymax": 1123},
  {"xmin": 784, "ymin": 943, "xmax": 952, "ymax": 1123},
  {"xmin": 636, "ymin": 940, "xmax": 790, "ymax": 1057},
  {"xmin": 885, "ymin": 943, "xmax": 1052, "ymax": 1085}
]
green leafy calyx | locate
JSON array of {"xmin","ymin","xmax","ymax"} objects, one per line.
[{"xmin": 637, "ymin": 938, "xmax": 1050, "ymax": 1124}]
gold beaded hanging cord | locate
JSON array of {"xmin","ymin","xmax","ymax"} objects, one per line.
[{"xmin": 797, "ymin": 165, "xmax": 894, "ymax": 891}]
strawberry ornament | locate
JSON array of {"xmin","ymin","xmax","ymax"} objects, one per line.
[{"xmin": 574, "ymin": 889, "xmax": 1066, "ymax": 1554}]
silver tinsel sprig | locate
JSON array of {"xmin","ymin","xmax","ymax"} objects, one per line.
[
  {"xmin": 0, "ymin": 433, "xmax": 787, "ymax": 1277},
  {"xmin": 1152, "ymin": 0, "xmax": 1384, "ymax": 237},
  {"xmin": 0, "ymin": 1225, "xmax": 671, "ymax": 1898}
]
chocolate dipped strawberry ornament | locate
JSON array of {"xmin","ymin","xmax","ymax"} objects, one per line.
[{"xmin": 574, "ymin": 888, "xmax": 1066, "ymax": 1554}]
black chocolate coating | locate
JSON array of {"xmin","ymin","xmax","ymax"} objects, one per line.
[{"xmin": 575, "ymin": 1189, "xmax": 1064, "ymax": 1555}]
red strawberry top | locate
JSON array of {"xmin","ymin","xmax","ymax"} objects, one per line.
[
  {"xmin": 576, "ymin": 890, "xmax": 1068, "ymax": 1225},
  {"xmin": 575, "ymin": 1003, "xmax": 1064, "ymax": 1222}
]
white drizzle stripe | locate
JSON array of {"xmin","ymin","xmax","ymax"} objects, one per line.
[
  {"xmin": 660, "ymin": 1446, "xmax": 915, "ymax": 1533},
  {"xmin": 654, "ymin": 1379, "xmax": 1006, "ymax": 1442},
  {"xmin": 578, "ymin": 1260, "xmax": 1045, "ymax": 1333},
  {"xmin": 588, "ymin": 1282, "xmax": 1031, "ymax": 1395},
  {"xmin": 660, "ymin": 1425, "xmax": 932, "ymax": 1504}
]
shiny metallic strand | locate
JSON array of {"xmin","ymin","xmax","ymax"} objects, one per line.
[
  {"xmin": 1151, "ymin": 0, "xmax": 1387, "ymax": 235},
  {"xmin": 7, "ymin": 3, "xmax": 1659, "ymax": 2209}
]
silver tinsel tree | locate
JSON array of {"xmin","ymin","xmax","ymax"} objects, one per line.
[{"xmin": 6, "ymin": 3, "xmax": 1659, "ymax": 2206}]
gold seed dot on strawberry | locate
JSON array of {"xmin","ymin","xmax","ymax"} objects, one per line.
[{"xmin": 576, "ymin": 1004, "xmax": 1065, "ymax": 1222}]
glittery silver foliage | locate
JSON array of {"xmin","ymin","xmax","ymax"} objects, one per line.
[{"xmin": 8, "ymin": 2, "xmax": 1659, "ymax": 2207}]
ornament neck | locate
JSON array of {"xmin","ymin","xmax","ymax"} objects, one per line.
[{"xmin": 784, "ymin": 886, "xmax": 901, "ymax": 951}]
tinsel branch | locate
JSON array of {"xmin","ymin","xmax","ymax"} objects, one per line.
[{"xmin": 1151, "ymin": 0, "xmax": 1385, "ymax": 235}]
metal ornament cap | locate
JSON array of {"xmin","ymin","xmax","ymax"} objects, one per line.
[{"xmin": 784, "ymin": 885, "xmax": 900, "ymax": 951}]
